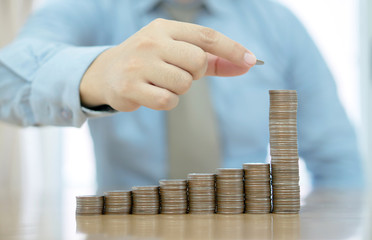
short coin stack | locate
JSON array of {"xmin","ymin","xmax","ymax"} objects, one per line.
[
  {"xmin": 244, "ymin": 163, "xmax": 271, "ymax": 213},
  {"xmin": 187, "ymin": 173, "xmax": 216, "ymax": 214},
  {"xmin": 104, "ymin": 190, "xmax": 132, "ymax": 214},
  {"xmin": 269, "ymin": 90, "xmax": 300, "ymax": 214},
  {"xmin": 216, "ymin": 168, "xmax": 244, "ymax": 214},
  {"xmin": 76, "ymin": 195, "xmax": 104, "ymax": 215},
  {"xmin": 159, "ymin": 179, "xmax": 188, "ymax": 214},
  {"xmin": 132, "ymin": 186, "xmax": 160, "ymax": 215}
]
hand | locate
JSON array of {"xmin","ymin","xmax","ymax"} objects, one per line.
[{"xmin": 80, "ymin": 18, "xmax": 257, "ymax": 111}]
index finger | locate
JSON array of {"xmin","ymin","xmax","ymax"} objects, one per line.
[{"xmin": 161, "ymin": 19, "xmax": 257, "ymax": 67}]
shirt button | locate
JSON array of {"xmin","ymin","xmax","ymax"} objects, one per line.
[{"xmin": 61, "ymin": 109, "xmax": 72, "ymax": 120}]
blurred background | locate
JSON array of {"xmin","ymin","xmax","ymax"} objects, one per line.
[{"xmin": 0, "ymin": 0, "xmax": 371, "ymax": 200}]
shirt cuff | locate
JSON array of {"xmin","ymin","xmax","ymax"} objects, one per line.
[
  {"xmin": 31, "ymin": 45, "xmax": 111, "ymax": 127},
  {"xmin": 82, "ymin": 105, "xmax": 117, "ymax": 118}
]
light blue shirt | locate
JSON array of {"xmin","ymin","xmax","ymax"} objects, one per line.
[{"xmin": 0, "ymin": 0, "xmax": 365, "ymax": 190}]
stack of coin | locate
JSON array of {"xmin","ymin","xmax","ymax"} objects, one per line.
[
  {"xmin": 104, "ymin": 190, "xmax": 132, "ymax": 214},
  {"xmin": 216, "ymin": 168, "xmax": 244, "ymax": 214},
  {"xmin": 269, "ymin": 90, "xmax": 300, "ymax": 214},
  {"xmin": 76, "ymin": 195, "xmax": 104, "ymax": 215},
  {"xmin": 132, "ymin": 186, "xmax": 160, "ymax": 215},
  {"xmin": 159, "ymin": 179, "xmax": 188, "ymax": 214},
  {"xmin": 187, "ymin": 173, "xmax": 216, "ymax": 214},
  {"xmin": 243, "ymin": 163, "xmax": 271, "ymax": 213}
]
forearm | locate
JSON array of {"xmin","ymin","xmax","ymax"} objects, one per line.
[
  {"xmin": 0, "ymin": 38, "xmax": 109, "ymax": 127},
  {"xmin": 0, "ymin": 0, "xmax": 114, "ymax": 126}
]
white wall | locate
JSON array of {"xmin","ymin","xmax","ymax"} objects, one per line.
[
  {"xmin": 279, "ymin": 0, "xmax": 360, "ymax": 127},
  {"xmin": 278, "ymin": 0, "xmax": 370, "ymax": 185},
  {"xmin": 359, "ymin": 0, "xmax": 372, "ymax": 186}
]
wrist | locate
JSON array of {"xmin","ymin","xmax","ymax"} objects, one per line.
[
  {"xmin": 79, "ymin": 50, "xmax": 111, "ymax": 108},
  {"xmin": 80, "ymin": 71, "xmax": 105, "ymax": 108}
]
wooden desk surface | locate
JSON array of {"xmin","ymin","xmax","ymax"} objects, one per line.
[{"xmin": 0, "ymin": 189, "xmax": 370, "ymax": 240}]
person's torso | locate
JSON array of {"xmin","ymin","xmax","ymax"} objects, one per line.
[{"xmin": 88, "ymin": 0, "xmax": 294, "ymax": 189}]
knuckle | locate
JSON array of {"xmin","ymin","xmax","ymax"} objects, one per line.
[
  {"xmin": 156, "ymin": 92, "xmax": 175, "ymax": 110},
  {"xmin": 199, "ymin": 27, "xmax": 218, "ymax": 45},
  {"xmin": 177, "ymin": 74, "xmax": 193, "ymax": 95},
  {"xmin": 190, "ymin": 51, "xmax": 207, "ymax": 79},
  {"xmin": 123, "ymin": 57, "xmax": 143, "ymax": 73},
  {"xmin": 150, "ymin": 18, "xmax": 167, "ymax": 28},
  {"xmin": 135, "ymin": 36, "xmax": 158, "ymax": 50},
  {"xmin": 194, "ymin": 50, "xmax": 208, "ymax": 67}
]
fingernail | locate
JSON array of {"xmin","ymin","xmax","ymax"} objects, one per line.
[{"xmin": 244, "ymin": 52, "xmax": 256, "ymax": 66}]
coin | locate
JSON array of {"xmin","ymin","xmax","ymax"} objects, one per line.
[
  {"xmin": 256, "ymin": 59, "xmax": 265, "ymax": 65},
  {"xmin": 216, "ymin": 168, "xmax": 244, "ymax": 214},
  {"xmin": 132, "ymin": 186, "xmax": 160, "ymax": 215},
  {"xmin": 243, "ymin": 163, "xmax": 271, "ymax": 214},
  {"xmin": 103, "ymin": 190, "xmax": 132, "ymax": 215},
  {"xmin": 75, "ymin": 90, "xmax": 301, "ymax": 216},
  {"xmin": 76, "ymin": 195, "xmax": 104, "ymax": 215},
  {"xmin": 269, "ymin": 90, "xmax": 300, "ymax": 214},
  {"xmin": 159, "ymin": 179, "xmax": 188, "ymax": 214},
  {"xmin": 187, "ymin": 173, "xmax": 216, "ymax": 214}
]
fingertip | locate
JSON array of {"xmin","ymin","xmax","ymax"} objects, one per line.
[
  {"xmin": 244, "ymin": 52, "xmax": 257, "ymax": 66},
  {"xmin": 206, "ymin": 54, "xmax": 251, "ymax": 77}
]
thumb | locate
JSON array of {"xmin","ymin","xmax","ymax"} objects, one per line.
[{"xmin": 205, "ymin": 53, "xmax": 253, "ymax": 77}]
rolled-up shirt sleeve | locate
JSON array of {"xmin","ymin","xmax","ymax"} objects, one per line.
[{"xmin": 0, "ymin": 0, "xmax": 112, "ymax": 127}]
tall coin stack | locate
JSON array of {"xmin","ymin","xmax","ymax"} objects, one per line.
[
  {"xmin": 216, "ymin": 168, "xmax": 244, "ymax": 214},
  {"xmin": 269, "ymin": 90, "xmax": 300, "ymax": 214},
  {"xmin": 103, "ymin": 190, "xmax": 132, "ymax": 214},
  {"xmin": 76, "ymin": 195, "xmax": 104, "ymax": 215},
  {"xmin": 159, "ymin": 179, "xmax": 188, "ymax": 214},
  {"xmin": 132, "ymin": 186, "xmax": 160, "ymax": 215},
  {"xmin": 187, "ymin": 173, "xmax": 216, "ymax": 214},
  {"xmin": 243, "ymin": 163, "xmax": 271, "ymax": 213}
]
